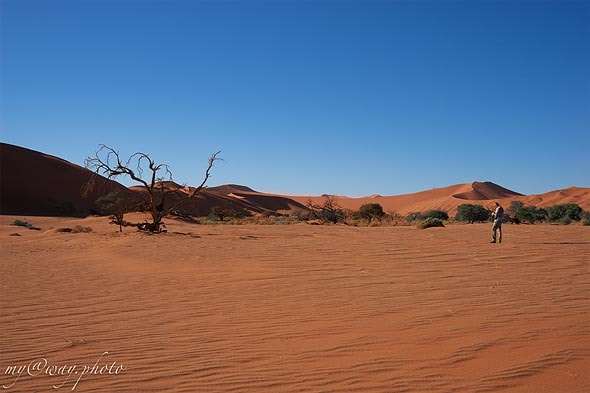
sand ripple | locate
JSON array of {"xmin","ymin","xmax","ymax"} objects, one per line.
[{"xmin": 1, "ymin": 217, "xmax": 588, "ymax": 392}]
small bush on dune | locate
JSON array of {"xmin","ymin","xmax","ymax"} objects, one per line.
[
  {"xmin": 12, "ymin": 219, "xmax": 30, "ymax": 227},
  {"xmin": 417, "ymin": 217, "xmax": 445, "ymax": 229},
  {"xmin": 72, "ymin": 225, "xmax": 93, "ymax": 233},
  {"xmin": 406, "ymin": 212, "xmax": 423, "ymax": 222},
  {"xmin": 11, "ymin": 219, "xmax": 41, "ymax": 231}
]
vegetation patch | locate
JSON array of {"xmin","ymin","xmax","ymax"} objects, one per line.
[
  {"xmin": 11, "ymin": 219, "xmax": 41, "ymax": 231},
  {"xmin": 455, "ymin": 204, "xmax": 490, "ymax": 224},
  {"xmin": 72, "ymin": 225, "xmax": 93, "ymax": 233},
  {"xmin": 417, "ymin": 217, "xmax": 445, "ymax": 229}
]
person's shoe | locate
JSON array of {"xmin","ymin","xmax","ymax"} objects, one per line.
[{"xmin": 490, "ymin": 240, "xmax": 496, "ymax": 243}]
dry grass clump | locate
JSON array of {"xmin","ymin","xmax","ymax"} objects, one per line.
[
  {"xmin": 11, "ymin": 219, "xmax": 41, "ymax": 230},
  {"xmin": 55, "ymin": 226, "xmax": 93, "ymax": 233}
]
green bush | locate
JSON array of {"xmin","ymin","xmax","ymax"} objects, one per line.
[
  {"xmin": 358, "ymin": 203, "xmax": 385, "ymax": 220},
  {"xmin": 417, "ymin": 217, "xmax": 445, "ymax": 229},
  {"xmin": 11, "ymin": 219, "xmax": 41, "ymax": 231},
  {"xmin": 517, "ymin": 206, "xmax": 546, "ymax": 224},
  {"xmin": 546, "ymin": 204, "xmax": 582, "ymax": 222},
  {"xmin": 508, "ymin": 201, "xmax": 525, "ymax": 215},
  {"xmin": 211, "ymin": 206, "xmax": 242, "ymax": 222},
  {"xmin": 12, "ymin": 219, "xmax": 30, "ymax": 227},
  {"xmin": 406, "ymin": 212, "xmax": 423, "ymax": 222},
  {"xmin": 422, "ymin": 210, "xmax": 449, "ymax": 220},
  {"xmin": 455, "ymin": 204, "xmax": 490, "ymax": 224},
  {"xmin": 507, "ymin": 202, "xmax": 586, "ymax": 224}
]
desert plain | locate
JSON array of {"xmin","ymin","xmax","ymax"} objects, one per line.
[{"xmin": 1, "ymin": 214, "xmax": 588, "ymax": 392}]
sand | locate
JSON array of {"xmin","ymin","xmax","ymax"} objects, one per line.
[{"xmin": 1, "ymin": 214, "xmax": 588, "ymax": 392}]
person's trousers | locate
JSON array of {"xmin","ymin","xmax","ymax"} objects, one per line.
[{"xmin": 492, "ymin": 220, "xmax": 502, "ymax": 243}]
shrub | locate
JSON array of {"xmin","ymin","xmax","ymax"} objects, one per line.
[
  {"xmin": 291, "ymin": 210, "xmax": 311, "ymax": 222},
  {"xmin": 518, "ymin": 206, "xmax": 547, "ymax": 224},
  {"xmin": 422, "ymin": 210, "xmax": 449, "ymax": 220},
  {"xmin": 546, "ymin": 204, "xmax": 582, "ymax": 222},
  {"xmin": 11, "ymin": 219, "xmax": 41, "ymax": 231},
  {"xmin": 406, "ymin": 212, "xmax": 423, "ymax": 222},
  {"xmin": 358, "ymin": 203, "xmax": 385, "ymax": 220},
  {"xmin": 455, "ymin": 204, "xmax": 490, "ymax": 224},
  {"xmin": 508, "ymin": 201, "xmax": 525, "ymax": 216},
  {"xmin": 306, "ymin": 195, "xmax": 345, "ymax": 224},
  {"xmin": 72, "ymin": 225, "xmax": 93, "ymax": 233},
  {"xmin": 211, "ymin": 206, "xmax": 242, "ymax": 222},
  {"xmin": 12, "ymin": 219, "xmax": 30, "ymax": 227},
  {"xmin": 417, "ymin": 217, "xmax": 445, "ymax": 229}
]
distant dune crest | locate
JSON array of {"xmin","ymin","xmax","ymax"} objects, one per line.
[
  {"xmin": 452, "ymin": 181, "xmax": 524, "ymax": 201},
  {"xmin": 1, "ymin": 143, "xmax": 588, "ymax": 217}
]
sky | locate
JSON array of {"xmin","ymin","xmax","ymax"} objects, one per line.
[{"xmin": 1, "ymin": 0, "xmax": 589, "ymax": 197}]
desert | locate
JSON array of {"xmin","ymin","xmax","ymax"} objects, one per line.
[
  {"xmin": 3, "ymin": 0, "xmax": 589, "ymax": 391},
  {"xmin": 1, "ymin": 212, "xmax": 589, "ymax": 392},
  {"xmin": 1, "ymin": 143, "xmax": 590, "ymax": 392}
]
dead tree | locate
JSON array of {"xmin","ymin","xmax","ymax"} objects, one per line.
[
  {"xmin": 84, "ymin": 144, "xmax": 221, "ymax": 232},
  {"xmin": 307, "ymin": 195, "xmax": 345, "ymax": 224}
]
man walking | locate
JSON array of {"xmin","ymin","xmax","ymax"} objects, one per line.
[{"xmin": 491, "ymin": 202, "xmax": 504, "ymax": 243}]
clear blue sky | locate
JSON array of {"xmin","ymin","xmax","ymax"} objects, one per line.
[{"xmin": 1, "ymin": 0, "xmax": 589, "ymax": 196}]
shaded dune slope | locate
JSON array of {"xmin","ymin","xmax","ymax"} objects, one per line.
[
  {"xmin": 452, "ymin": 181, "xmax": 524, "ymax": 200},
  {"xmin": 0, "ymin": 143, "xmax": 132, "ymax": 217},
  {"xmin": 129, "ymin": 183, "xmax": 308, "ymax": 217}
]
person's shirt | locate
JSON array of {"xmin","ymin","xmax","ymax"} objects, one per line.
[{"xmin": 494, "ymin": 206, "xmax": 504, "ymax": 221}]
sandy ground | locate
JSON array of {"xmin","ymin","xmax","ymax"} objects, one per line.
[{"xmin": 1, "ymin": 214, "xmax": 588, "ymax": 392}]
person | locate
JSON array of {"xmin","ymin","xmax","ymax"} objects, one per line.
[{"xmin": 491, "ymin": 202, "xmax": 504, "ymax": 243}]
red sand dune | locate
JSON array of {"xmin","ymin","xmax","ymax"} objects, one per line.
[
  {"xmin": 128, "ymin": 183, "xmax": 308, "ymax": 216},
  {"xmin": 287, "ymin": 182, "xmax": 590, "ymax": 216}
]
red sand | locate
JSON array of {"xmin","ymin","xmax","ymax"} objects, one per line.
[{"xmin": 1, "ymin": 215, "xmax": 588, "ymax": 392}]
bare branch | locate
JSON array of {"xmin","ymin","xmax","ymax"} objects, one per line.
[
  {"xmin": 189, "ymin": 151, "xmax": 223, "ymax": 197},
  {"xmin": 168, "ymin": 151, "xmax": 223, "ymax": 212}
]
